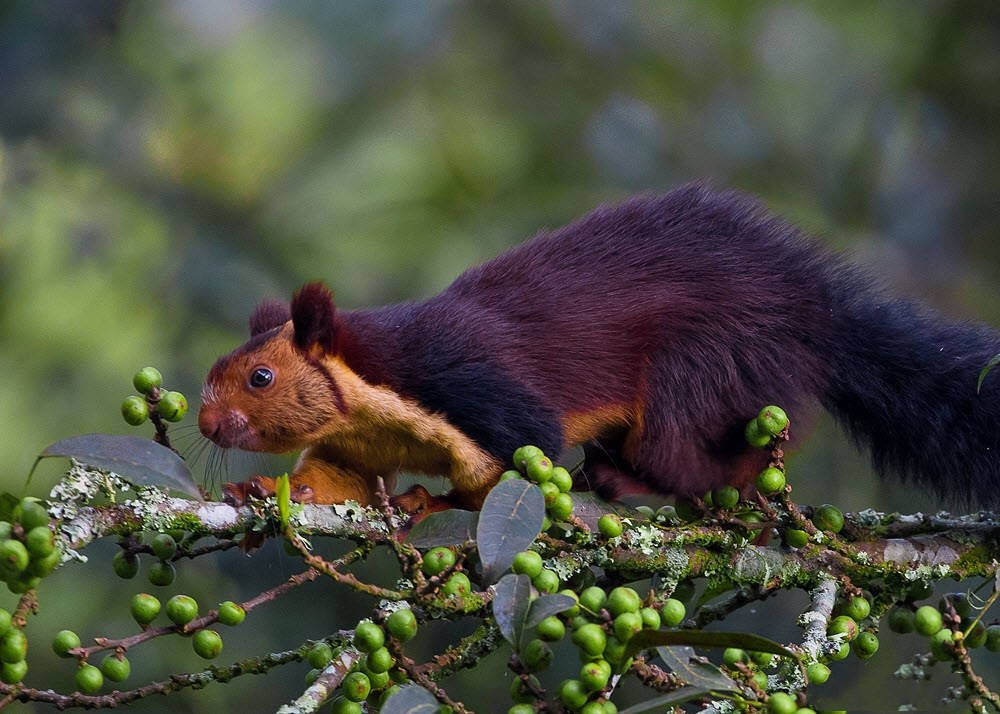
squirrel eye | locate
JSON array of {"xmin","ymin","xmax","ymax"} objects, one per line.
[{"xmin": 249, "ymin": 367, "xmax": 273, "ymax": 389}]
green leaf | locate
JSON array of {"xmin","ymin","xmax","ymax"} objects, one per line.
[
  {"xmin": 492, "ymin": 573, "xmax": 533, "ymax": 650},
  {"xmin": 406, "ymin": 509, "xmax": 478, "ymax": 548},
  {"xmin": 618, "ymin": 686, "xmax": 712, "ymax": 713},
  {"xmin": 275, "ymin": 474, "xmax": 290, "ymax": 527},
  {"xmin": 624, "ymin": 629, "xmax": 796, "ymax": 662},
  {"xmin": 656, "ymin": 646, "xmax": 738, "ymax": 693},
  {"xmin": 378, "ymin": 683, "xmax": 440, "ymax": 714},
  {"xmin": 38, "ymin": 434, "xmax": 201, "ymax": 499},
  {"xmin": 476, "ymin": 479, "xmax": 545, "ymax": 583},
  {"xmin": 524, "ymin": 593, "xmax": 578, "ymax": 631},
  {"xmin": 978, "ymin": 353, "xmax": 1000, "ymax": 394}
]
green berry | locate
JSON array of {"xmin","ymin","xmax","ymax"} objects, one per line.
[
  {"xmin": 829, "ymin": 642, "xmax": 850, "ymax": 661},
  {"xmin": 532, "ymin": 569, "xmax": 560, "ymax": 594},
  {"xmin": 386, "ymin": 608, "xmax": 418, "ymax": 642},
  {"xmin": 853, "ymin": 631, "xmax": 879, "ymax": 659},
  {"xmin": 559, "ymin": 589, "xmax": 581, "ymax": 617},
  {"xmin": 147, "ymin": 560, "xmax": 175, "ymax": 586},
  {"xmin": 907, "ymin": 580, "xmax": 933, "ymax": 601},
  {"xmin": 354, "ymin": 621, "xmax": 386, "ymax": 653},
  {"xmin": 537, "ymin": 615, "xmax": 565, "ymax": 641},
  {"xmin": 304, "ymin": 668, "xmax": 319, "ymax": 685},
  {"xmin": 722, "ymin": 648, "xmax": 746, "ymax": 667},
  {"xmin": 24, "ymin": 525, "xmax": 55, "ymax": 559},
  {"xmin": 112, "ymin": 551, "xmax": 139, "ymax": 579},
  {"xmin": 983, "ymin": 625, "xmax": 1000, "ymax": 652},
  {"xmin": 551, "ymin": 466, "xmax": 573, "ymax": 493},
  {"xmin": 15, "ymin": 499, "xmax": 49, "ymax": 530},
  {"xmin": 745, "ymin": 419, "xmax": 772, "ymax": 448},
  {"xmin": 508, "ymin": 706, "xmax": 534, "ymax": 714},
  {"xmin": 713, "ymin": 485, "xmax": 740, "ymax": 509},
  {"xmin": 133, "ymin": 367, "xmax": 163, "ymax": 395},
  {"xmin": 342, "ymin": 671, "xmax": 371, "ymax": 702},
  {"xmin": 121, "ymin": 395, "xmax": 149, "ymax": 426},
  {"xmin": 442, "ymin": 572, "xmax": 473, "ymax": 597},
  {"xmin": 27, "ymin": 546, "xmax": 61, "ymax": 578},
  {"xmin": 827, "ymin": 615, "xmax": 858, "ymax": 641},
  {"xmin": 756, "ymin": 467, "xmax": 786, "ymax": 495},
  {"xmin": 165, "ymin": 594, "xmax": 198, "ymax": 626},
  {"xmin": 366, "ymin": 646, "xmax": 394, "ymax": 674},
  {"xmin": 0, "ymin": 540, "xmax": 29, "ymax": 575},
  {"xmin": 887, "ymin": 606, "xmax": 914, "ymax": 634},
  {"xmin": 510, "ymin": 675, "xmax": 538, "ymax": 703},
  {"xmin": 558, "ymin": 679, "xmax": 589, "ymax": 710},
  {"xmin": 0, "ymin": 610, "xmax": 10, "ymax": 637},
  {"xmin": 639, "ymin": 607, "xmax": 661, "ymax": 630},
  {"xmin": 101, "ymin": 654, "xmax": 131, "ymax": 682},
  {"xmin": 511, "ymin": 551, "xmax": 543, "ymax": 578},
  {"xmin": 757, "ymin": 406, "xmax": 789, "ymax": 436},
  {"xmin": 421, "ymin": 547, "xmax": 457, "ymax": 576},
  {"xmin": 150, "ymin": 533, "xmax": 177, "ymax": 560},
  {"xmin": 579, "ymin": 659, "xmax": 611, "ymax": 691},
  {"xmin": 157, "ymin": 391, "xmax": 188, "ymax": 422},
  {"xmin": 0, "ymin": 629, "xmax": 26, "ymax": 663},
  {"xmin": 931, "ymin": 628, "xmax": 956, "ymax": 660},
  {"xmin": 841, "ymin": 596, "xmax": 871, "ymax": 622},
  {"xmin": 192, "ymin": 629, "xmax": 223, "ymax": 659},
  {"xmin": 750, "ymin": 651, "xmax": 773, "ymax": 667},
  {"xmin": 580, "ymin": 703, "xmax": 606, "ymax": 714},
  {"xmin": 364, "ymin": 668, "xmax": 389, "ymax": 690},
  {"xmin": 660, "ymin": 598, "xmax": 686, "ymax": 627},
  {"xmin": 0, "ymin": 659, "xmax": 26, "ymax": 684},
  {"xmin": 966, "ymin": 620, "xmax": 988, "ymax": 648},
  {"xmin": 522, "ymin": 638, "xmax": 553, "ymax": 672},
  {"xmin": 52, "ymin": 629, "xmax": 81, "ymax": 658},
  {"xmin": 812, "ymin": 504, "xmax": 844, "ymax": 533},
  {"xmin": 751, "ymin": 670, "xmax": 768, "ymax": 689},
  {"xmin": 806, "ymin": 662, "xmax": 830, "ymax": 684},
  {"xmin": 217, "ymin": 600, "xmax": 246, "ymax": 626},
  {"xmin": 525, "ymin": 456, "xmax": 554, "ymax": 483},
  {"xmin": 768, "ymin": 692, "xmax": 797, "ymax": 714},
  {"xmin": 783, "ymin": 529, "xmax": 809, "ymax": 548},
  {"xmin": 330, "ymin": 697, "xmax": 363, "ymax": 714},
  {"xmin": 601, "ymin": 702, "xmax": 618, "ymax": 714},
  {"xmin": 579, "ymin": 586, "xmax": 607, "ymax": 614},
  {"xmin": 613, "ymin": 612, "xmax": 643, "ymax": 642},
  {"xmin": 75, "ymin": 663, "xmax": 103, "ymax": 694},
  {"xmin": 499, "ymin": 469, "xmax": 522, "ymax": 482},
  {"xmin": 602, "ymin": 636, "xmax": 628, "ymax": 668},
  {"xmin": 607, "ymin": 586, "xmax": 641, "ymax": 616},
  {"xmin": 307, "ymin": 642, "xmax": 333, "ymax": 669},
  {"xmin": 539, "ymin": 481, "xmax": 560, "ymax": 505},
  {"xmin": 512, "ymin": 446, "xmax": 544, "ymax": 471},
  {"xmin": 548, "ymin": 492, "xmax": 574, "ymax": 521},
  {"xmin": 598, "ymin": 514, "xmax": 623, "ymax": 539},
  {"xmin": 572, "ymin": 623, "xmax": 607, "ymax": 657},
  {"xmin": 914, "ymin": 605, "xmax": 943, "ymax": 636},
  {"xmin": 131, "ymin": 593, "xmax": 161, "ymax": 625}
]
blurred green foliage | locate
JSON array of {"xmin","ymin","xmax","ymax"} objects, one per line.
[{"xmin": 1, "ymin": 1, "xmax": 998, "ymax": 711}]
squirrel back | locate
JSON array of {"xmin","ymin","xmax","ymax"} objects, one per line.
[{"xmin": 200, "ymin": 183, "xmax": 1000, "ymax": 509}]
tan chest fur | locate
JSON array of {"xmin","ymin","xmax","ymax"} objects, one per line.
[{"xmin": 313, "ymin": 358, "xmax": 503, "ymax": 494}]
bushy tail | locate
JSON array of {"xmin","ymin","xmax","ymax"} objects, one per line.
[{"xmin": 822, "ymin": 282, "xmax": 1000, "ymax": 506}]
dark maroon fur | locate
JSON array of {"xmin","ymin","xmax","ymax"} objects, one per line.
[
  {"xmin": 249, "ymin": 299, "xmax": 291, "ymax": 337},
  {"xmin": 291, "ymin": 282, "xmax": 339, "ymax": 354},
  {"xmin": 303, "ymin": 184, "xmax": 999, "ymax": 504}
]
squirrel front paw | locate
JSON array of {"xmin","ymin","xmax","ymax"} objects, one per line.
[{"xmin": 221, "ymin": 476, "xmax": 315, "ymax": 507}]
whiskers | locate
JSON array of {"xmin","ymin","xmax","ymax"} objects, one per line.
[{"xmin": 171, "ymin": 425, "xmax": 268, "ymax": 497}]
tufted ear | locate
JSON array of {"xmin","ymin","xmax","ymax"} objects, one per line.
[
  {"xmin": 291, "ymin": 282, "xmax": 339, "ymax": 355},
  {"xmin": 249, "ymin": 298, "xmax": 291, "ymax": 337}
]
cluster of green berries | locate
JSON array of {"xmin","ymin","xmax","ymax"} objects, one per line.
[
  {"xmin": 511, "ymin": 550, "xmax": 560, "ymax": 594},
  {"xmin": 745, "ymin": 405, "xmax": 789, "ymax": 449},
  {"xmin": 0, "ymin": 498, "xmax": 64, "ymax": 684},
  {"xmin": 509, "ymin": 584, "xmax": 686, "ymax": 713},
  {"xmin": 885, "ymin": 590, "xmax": 1000, "ymax": 661},
  {"xmin": 822, "ymin": 594, "xmax": 879, "ymax": 665},
  {"xmin": 718, "ymin": 647, "xmax": 781, "ymax": 697},
  {"xmin": 113, "ymin": 530, "xmax": 191, "ymax": 587},
  {"xmin": 121, "ymin": 367, "xmax": 188, "ymax": 426},
  {"xmin": 503, "ymin": 446, "xmax": 575, "ymax": 525},
  {"xmin": 327, "ymin": 612, "xmax": 417, "ymax": 712},
  {"xmin": 0, "ymin": 497, "xmax": 61, "ymax": 597},
  {"xmin": 420, "ymin": 547, "xmax": 472, "ymax": 597}
]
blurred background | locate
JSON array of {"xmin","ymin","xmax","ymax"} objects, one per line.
[{"xmin": 1, "ymin": 0, "xmax": 998, "ymax": 711}]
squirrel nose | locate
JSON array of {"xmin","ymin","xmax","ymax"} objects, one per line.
[{"xmin": 198, "ymin": 406, "xmax": 221, "ymax": 442}]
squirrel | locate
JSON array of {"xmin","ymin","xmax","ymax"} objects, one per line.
[{"xmin": 198, "ymin": 183, "xmax": 1000, "ymax": 515}]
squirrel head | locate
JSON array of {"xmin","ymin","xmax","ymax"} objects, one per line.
[{"xmin": 198, "ymin": 282, "xmax": 351, "ymax": 452}]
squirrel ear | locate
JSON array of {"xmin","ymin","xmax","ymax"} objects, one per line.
[
  {"xmin": 249, "ymin": 299, "xmax": 291, "ymax": 337},
  {"xmin": 291, "ymin": 282, "xmax": 339, "ymax": 355}
]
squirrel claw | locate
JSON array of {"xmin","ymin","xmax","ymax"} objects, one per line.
[{"xmin": 221, "ymin": 476, "xmax": 276, "ymax": 507}]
